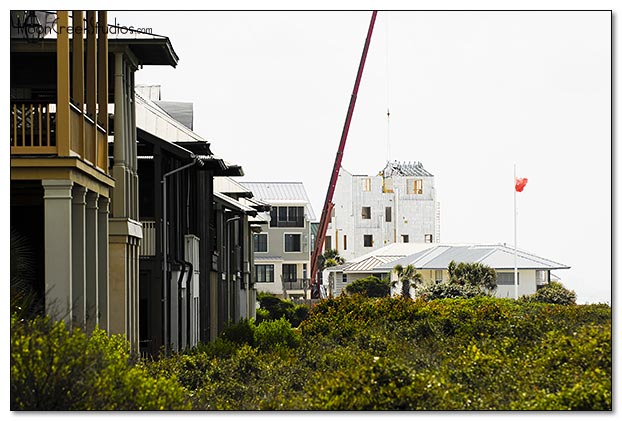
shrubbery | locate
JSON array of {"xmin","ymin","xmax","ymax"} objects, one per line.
[
  {"xmin": 10, "ymin": 315, "xmax": 190, "ymax": 410},
  {"xmin": 344, "ymin": 275, "xmax": 391, "ymax": 297},
  {"xmin": 11, "ymin": 294, "xmax": 611, "ymax": 410},
  {"xmin": 519, "ymin": 281, "xmax": 577, "ymax": 305},
  {"xmin": 256, "ymin": 292, "xmax": 309, "ymax": 327}
]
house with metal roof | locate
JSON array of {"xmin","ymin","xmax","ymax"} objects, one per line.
[
  {"xmin": 324, "ymin": 161, "xmax": 441, "ymax": 263},
  {"xmin": 324, "ymin": 243, "xmax": 569, "ymax": 299},
  {"xmin": 241, "ymin": 182, "xmax": 316, "ymax": 298}
]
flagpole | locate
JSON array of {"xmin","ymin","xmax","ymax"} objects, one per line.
[{"xmin": 514, "ymin": 164, "xmax": 518, "ymax": 299}]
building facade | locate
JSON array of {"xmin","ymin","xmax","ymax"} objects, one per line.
[
  {"xmin": 241, "ymin": 182, "xmax": 316, "ymax": 298},
  {"xmin": 326, "ymin": 161, "xmax": 441, "ymax": 262}
]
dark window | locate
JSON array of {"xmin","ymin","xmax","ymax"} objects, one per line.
[
  {"xmin": 363, "ymin": 234, "xmax": 373, "ymax": 247},
  {"xmin": 282, "ymin": 264, "xmax": 297, "ymax": 282},
  {"xmin": 255, "ymin": 264, "xmax": 274, "ymax": 283},
  {"xmin": 424, "ymin": 234, "xmax": 433, "ymax": 243},
  {"xmin": 497, "ymin": 272, "xmax": 520, "ymax": 285},
  {"xmin": 253, "ymin": 233, "xmax": 268, "ymax": 252},
  {"xmin": 343, "ymin": 235, "xmax": 347, "ymax": 250},
  {"xmin": 271, "ymin": 206, "xmax": 305, "ymax": 227},
  {"xmin": 385, "ymin": 207, "xmax": 392, "ymax": 222},
  {"xmin": 342, "ymin": 273, "xmax": 348, "ymax": 283},
  {"xmin": 284, "ymin": 233, "xmax": 301, "ymax": 252},
  {"xmin": 362, "ymin": 206, "xmax": 371, "ymax": 219},
  {"xmin": 325, "ymin": 235, "xmax": 332, "ymax": 251},
  {"xmin": 402, "ymin": 234, "xmax": 409, "ymax": 243}
]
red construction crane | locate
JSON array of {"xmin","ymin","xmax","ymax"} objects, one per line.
[{"xmin": 310, "ymin": 11, "xmax": 378, "ymax": 298}]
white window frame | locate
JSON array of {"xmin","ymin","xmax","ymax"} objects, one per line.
[
  {"xmin": 254, "ymin": 232, "xmax": 269, "ymax": 253},
  {"xmin": 283, "ymin": 232, "xmax": 302, "ymax": 253}
]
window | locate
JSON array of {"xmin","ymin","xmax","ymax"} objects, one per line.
[
  {"xmin": 362, "ymin": 177, "xmax": 371, "ymax": 192},
  {"xmin": 363, "ymin": 234, "xmax": 373, "ymax": 247},
  {"xmin": 401, "ymin": 234, "xmax": 409, "ymax": 243},
  {"xmin": 255, "ymin": 264, "xmax": 274, "ymax": 283},
  {"xmin": 383, "ymin": 176, "xmax": 394, "ymax": 193},
  {"xmin": 253, "ymin": 233, "xmax": 268, "ymax": 253},
  {"xmin": 284, "ymin": 233, "xmax": 302, "ymax": 252},
  {"xmin": 385, "ymin": 206, "xmax": 392, "ymax": 222},
  {"xmin": 424, "ymin": 234, "xmax": 433, "ymax": 243},
  {"xmin": 343, "ymin": 234, "xmax": 347, "ymax": 250},
  {"xmin": 325, "ymin": 235, "xmax": 332, "ymax": 251},
  {"xmin": 407, "ymin": 178, "xmax": 423, "ymax": 194},
  {"xmin": 270, "ymin": 206, "xmax": 305, "ymax": 227},
  {"xmin": 342, "ymin": 273, "xmax": 348, "ymax": 283},
  {"xmin": 434, "ymin": 270, "xmax": 443, "ymax": 283},
  {"xmin": 282, "ymin": 264, "xmax": 297, "ymax": 282},
  {"xmin": 361, "ymin": 206, "xmax": 371, "ymax": 219},
  {"xmin": 497, "ymin": 272, "xmax": 519, "ymax": 285},
  {"xmin": 278, "ymin": 206, "xmax": 288, "ymax": 222}
]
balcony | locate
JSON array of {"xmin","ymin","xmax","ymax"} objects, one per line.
[
  {"xmin": 283, "ymin": 278, "xmax": 309, "ymax": 291},
  {"xmin": 11, "ymin": 101, "xmax": 108, "ymax": 172}
]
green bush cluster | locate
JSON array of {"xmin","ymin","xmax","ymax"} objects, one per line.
[
  {"xmin": 344, "ymin": 275, "xmax": 391, "ymax": 297},
  {"xmin": 519, "ymin": 281, "xmax": 577, "ymax": 305},
  {"xmin": 10, "ymin": 315, "xmax": 190, "ymax": 410},
  {"xmin": 256, "ymin": 292, "xmax": 309, "ymax": 327},
  {"xmin": 11, "ymin": 294, "xmax": 611, "ymax": 410}
]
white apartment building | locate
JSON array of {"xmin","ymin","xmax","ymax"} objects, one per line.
[
  {"xmin": 241, "ymin": 182, "xmax": 316, "ymax": 298},
  {"xmin": 326, "ymin": 161, "xmax": 440, "ymax": 261}
]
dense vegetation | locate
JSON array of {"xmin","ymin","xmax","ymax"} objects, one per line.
[{"xmin": 11, "ymin": 293, "xmax": 610, "ymax": 410}]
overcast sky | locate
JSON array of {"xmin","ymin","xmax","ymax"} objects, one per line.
[{"xmin": 108, "ymin": 8, "xmax": 612, "ymax": 304}]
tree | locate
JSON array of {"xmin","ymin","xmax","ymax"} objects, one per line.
[
  {"xmin": 318, "ymin": 249, "xmax": 345, "ymax": 271},
  {"xmin": 345, "ymin": 276, "xmax": 391, "ymax": 297},
  {"xmin": 447, "ymin": 261, "xmax": 497, "ymax": 292},
  {"xmin": 393, "ymin": 264, "xmax": 422, "ymax": 299}
]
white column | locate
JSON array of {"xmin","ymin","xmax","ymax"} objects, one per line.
[
  {"xmin": 71, "ymin": 185, "xmax": 87, "ymax": 329},
  {"xmin": 85, "ymin": 191, "xmax": 99, "ymax": 333},
  {"xmin": 42, "ymin": 179, "xmax": 73, "ymax": 324},
  {"xmin": 97, "ymin": 196, "xmax": 109, "ymax": 330}
]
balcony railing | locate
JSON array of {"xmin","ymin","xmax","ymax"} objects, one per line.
[
  {"xmin": 10, "ymin": 102, "xmax": 57, "ymax": 154},
  {"xmin": 283, "ymin": 278, "xmax": 309, "ymax": 290},
  {"xmin": 11, "ymin": 101, "xmax": 108, "ymax": 172},
  {"xmin": 140, "ymin": 220, "xmax": 156, "ymax": 256}
]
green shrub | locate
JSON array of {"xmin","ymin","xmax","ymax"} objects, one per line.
[
  {"xmin": 344, "ymin": 275, "xmax": 391, "ymax": 297},
  {"xmin": 520, "ymin": 281, "xmax": 577, "ymax": 305},
  {"xmin": 10, "ymin": 314, "xmax": 190, "ymax": 410},
  {"xmin": 254, "ymin": 318, "xmax": 301, "ymax": 350},
  {"xmin": 220, "ymin": 318, "xmax": 256, "ymax": 346},
  {"xmin": 418, "ymin": 282, "xmax": 491, "ymax": 301}
]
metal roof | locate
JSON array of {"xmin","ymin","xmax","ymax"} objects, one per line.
[
  {"xmin": 241, "ymin": 182, "xmax": 316, "ymax": 221},
  {"xmin": 214, "ymin": 192, "xmax": 257, "ymax": 215},
  {"xmin": 374, "ymin": 244, "xmax": 570, "ymax": 271}
]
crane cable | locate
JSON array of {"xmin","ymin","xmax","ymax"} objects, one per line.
[{"xmin": 385, "ymin": 13, "xmax": 391, "ymax": 164}]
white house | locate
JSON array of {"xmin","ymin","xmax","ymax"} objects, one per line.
[
  {"xmin": 324, "ymin": 243, "xmax": 570, "ymax": 299},
  {"xmin": 325, "ymin": 161, "xmax": 440, "ymax": 262}
]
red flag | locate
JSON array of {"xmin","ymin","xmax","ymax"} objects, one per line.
[{"xmin": 515, "ymin": 177, "xmax": 528, "ymax": 192}]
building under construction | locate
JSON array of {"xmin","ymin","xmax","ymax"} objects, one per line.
[{"xmin": 325, "ymin": 160, "xmax": 440, "ymax": 262}]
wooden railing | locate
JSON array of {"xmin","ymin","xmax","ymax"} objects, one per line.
[
  {"xmin": 10, "ymin": 102, "xmax": 57, "ymax": 154},
  {"xmin": 11, "ymin": 101, "xmax": 108, "ymax": 172},
  {"xmin": 140, "ymin": 220, "xmax": 156, "ymax": 256}
]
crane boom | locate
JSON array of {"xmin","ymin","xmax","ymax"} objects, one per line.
[{"xmin": 310, "ymin": 11, "xmax": 378, "ymax": 298}]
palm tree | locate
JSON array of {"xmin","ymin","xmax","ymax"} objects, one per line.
[{"xmin": 393, "ymin": 264, "xmax": 422, "ymax": 299}]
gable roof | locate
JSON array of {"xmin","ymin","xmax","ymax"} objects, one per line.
[{"xmin": 374, "ymin": 244, "xmax": 570, "ymax": 272}]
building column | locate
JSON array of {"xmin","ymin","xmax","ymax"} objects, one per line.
[
  {"xmin": 97, "ymin": 196, "xmax": 109, "ymax": 331},
  {"xmin": 85, "ymin": 191, "xmax": 99, "ymax": 333},
  {"xmin": 42, "ymin": 179, "xmax": 73, "ymax": 324},
  {"xmin": 71, "ymin": 185, "xmax": 87, "ymax": 329},
  {"xmin": 112, "ymin": 52, "xmax": 127, "ymax": 218}
]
